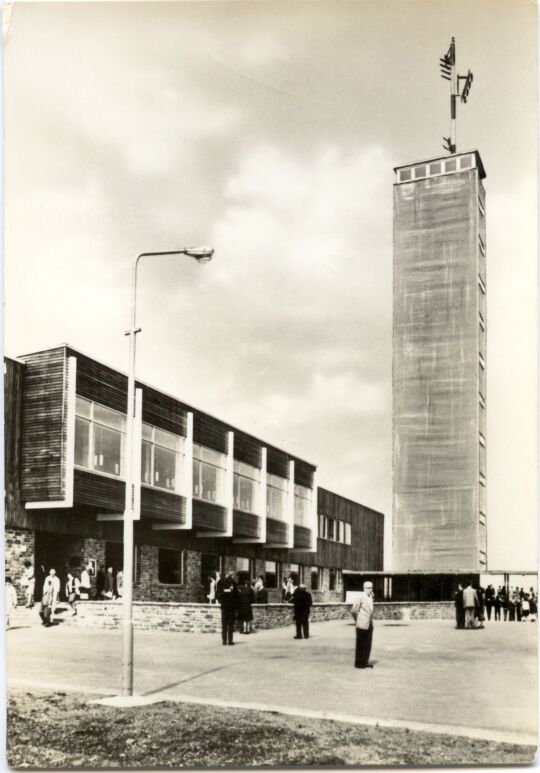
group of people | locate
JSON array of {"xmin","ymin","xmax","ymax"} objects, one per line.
[
  {"xmin": 211, "ymin": 571, "xmax": 313, "ymax": 645},
  {"xmin": 5, "ymin": 560, "xmax": 124, "ymax": 629},
  {"xmin": 455, "ymin": 582, "xmax": 538, "ymax": 629}
]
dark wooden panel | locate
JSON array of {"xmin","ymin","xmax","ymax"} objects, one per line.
[
  {"xmin": 266, "ymin": 517, "xmax": 288, "ymax": 544},
  {"xmin": 266, "ymin": 447, "xmax": 289, "ymax": 479},
  {"xmin": 74, "ymin": 469, "xmax": 125, "ymax": 512},
  {"xmin": 193, "ymin": 414, "xmax": 228, "ymax": 454},
  {"xmin": 141, "ymin": 487, "xmax": 186, "ymax": 524},
  {"xmin": 20, "ymin": 348, "xmax": 66, "ymax": 502},
  {"xmin": 233, "ymin": 510, "xmax": 261, "ymax": 539},
  {"xmin": 294, "ymin": 461, "xmax": 314, "ymax": 489},
  {"xmin": 293, "ymin": 525, "xmax": 312, "ymax": 550},
  {"xmin": 233, "ymin": 432, "xmax": 262, "ymax": 468},
  {"xmin": 70, "ymin": 349, "xmax": 128, "ymax": 414},
  {"xmin": 192, "ymin": 500, "xmax": 227, "ymax": 531},
  {"xmin": 137, "ymin": 383, "xmax": 187, "ymax": 438},
  {"xmin": 4, "ymin": 358, "xmax": 25, "ymax": 520}
]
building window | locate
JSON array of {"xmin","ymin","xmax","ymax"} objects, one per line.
[
  {"xmin": 479, "ymin": 511, "xmax": 487, "ymax": 526},
  {"xmin": 264, "ymin": 560, "xmax": 279, "ymax": 589},
  {"xmin": 193, "ymin": 443, "xmax": 227, "ymax": 504},
  {"xmin": 75, "ymin": 397, "xmax": 126, "ymax": 478},
  {"xmin": 233, "ymin": 460, "xmax": 260, "ymax": 514},
  {"xmin": 414, "ymin": 164, "xmax": 427, "ymax": 179},
  {"xmin": 445, "ymin": 158, "xmax": 457, "ymax": 172},
  {"xmin": 318, "ymin": 514, "xmax": 327, "ymax": 539},
  {"xmin": 459, "ymin": 154, "xmax": 472, "ymax": 170},
  {"xmin": 329, "ymin": 568, "xmax": 337, "ymax": 591},
  {"xmin": 479, "ymin": 353, "xmax": 485, "ymax": 370},
  {"xmin": 479, "ymin": 392, "xmax": 486, "ymax": 410},
  {"xmin": 311, "ymin": 566, "xmax": 320, "ymax": 591},
  {"xmin": 327, "ymin": 518, "xmax": 335, "ymax": 541},
  {"xmin": 266, "ymin": 474, "xmax": 288, "ymax": 521},
  {"xmin": 294, "ymin": 484, "xmax": 312, "ymax": 526},
  {"xmin": 478, "ymin": 274, "xmax": 486, "ymax": 294},
  {"xmin": 200, "ymin": 553, "xmax": 223, "ymax": 586},
  {"xmin": 158, "ymin": 548, "xmax": 184, "ymax": 585},
  {"xmin": 141, "ymin": 423, "xmax": 185, "ymax": 493},
  {"xmin": 345, "ymin": 522, "xmax": 352, "ymax": 545},
  {"xmin": 478, "ymin": 235, "xmax": 486, "ymax": 256},
  {"xmin": 429, "ymin": 162, "xmax": 442, "ymax": 175},
  {"xmin": 479, "ymin": 432, "xmax": 486, "ymax": 447},
  {"xmin": 478, "ymin": 196, "xmax": 485, "ymax": 218},
  {"xmin": 478, "ymin": 312, "xmax": 485, "ymax": 332},
  {"xmin": 236, "ymin": 557, "xmax": 253, "ymax": 585},
  {"xmin": 399, "ymin": 168, "xmax": 412, "ymax": 182},
  {"xmin": 288, "ymin": 563, "xmax": 300, "ymax": 584}
]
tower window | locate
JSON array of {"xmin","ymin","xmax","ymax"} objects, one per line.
[{"xmin": 479, "ymin": 235, "xmax": 486, "ymax": 256}]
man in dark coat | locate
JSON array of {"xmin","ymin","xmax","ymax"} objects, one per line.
[
  {"xmin": 216, "ymin": 572, "xmax": 239, "ymax": 645},
  {"xmin": 454, "ymin": 584, "xmax": 465, "ymax": 629},
  {"xmin": 290, "ymin": 583, "xmax": 312, "ymax": 639}
]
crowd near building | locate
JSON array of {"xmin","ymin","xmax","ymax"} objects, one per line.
[{"xmin": 4, "ymin": 345, "xmax": 384, "ymax": 606}]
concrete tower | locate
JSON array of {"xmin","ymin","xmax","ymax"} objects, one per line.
[{"xmin": 392, "ymin": 150, "xmax": 487, "ymax": 572}]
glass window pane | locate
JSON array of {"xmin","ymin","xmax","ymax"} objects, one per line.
[
  {"xmin": 76, "ymin": 396, "xmax": 91, "ymax": 419},
  {"xmin": 201, "ymin": 462, "xmax": 218, "ymax": 502},
  {"xmin": 200, "ymin": 446, "xmax": 226, "ymax": 468},
  {"xmin": 459, "ymin": 154, "xmax": 472, "ymax": 169},
  {"xmin": 414, "ymin": 165, "xmax": 426, "ymax": 178},
  {"xmin": 94, "ymin": 403, "xmax": 126, "ymax": 431},
  {"xmin": 141, "ymin": 440, "xmax": 152, "ymax": 484},
  {"xmin": 267, "ymin": 484, "xmax": 287, "ymax": 520},
  {"xmin": 429, "ymin": 162, "xmax": 442, "ymax": 174},
  {"xmin": 142, "ymin": 423, "xmax": 153, "ymax": 441},
  {"xmin": 399, "ymin": 168, "xmax": 411, "ymax": 182},
  {"xmin": 158, "ymin": 548, "xmax": 183, "ymax": 584},
  {"xmin": 75, "ymin": 417, "xmax": 90, "ymax": 468},
  {"xmin": 93, "ymin": 424, "xmax": 123, "ymax": 476},
  {"xmin": 236, "ymin": 557, "xmax": 249, "ymax": 572},
  {"xmin": 311, "ymin": 567, "xmax": 320, "ymax": 591},
  {"xmin": 327, "ymin": 519, "xmax": 335, "ymax": 541},
  {"xmin": 154, "ymin": 446, "xmax": 177, "ymax": 490},
  {"xmin": 265, "ymin": 560, "xmax": 277, "ymax": 588},
  {"xmin": 154, "ymin": 427, "xmax": 181, "ymax": 452},
  {"xmin": 267, "ymin": 473, "xmax": 287, "ymax": 491},
  {"xmin": 193, "ymin": 458, "xmax": 201, "ymax": 498},
  {"xmin": 445, "ymin": 159, "xmax": 457, "ymax": 172}
]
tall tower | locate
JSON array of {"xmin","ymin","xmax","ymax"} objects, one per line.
[{"xmin": 392, "ymin": 150, "xmax": 487, "ymax": 571}]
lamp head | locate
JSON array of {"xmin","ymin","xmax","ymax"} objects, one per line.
[{"xmin": 185, "ymin": 246, "xmax": 214, "ymax": 264}]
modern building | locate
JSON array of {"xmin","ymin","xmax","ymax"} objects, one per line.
[
  {"xmin": 393, "ymin": 150, "xmax": 487, "ymax": 572},
  {"xmin": 4, "ymin": 345, "xmax": 384, "ymax": 603}
]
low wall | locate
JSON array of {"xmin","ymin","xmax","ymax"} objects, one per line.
[{"xmin": 65, "ymin": 600, "xmax": 454, "ymax": 632}]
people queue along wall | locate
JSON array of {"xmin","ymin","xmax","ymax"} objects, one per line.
[{"xmin": 455, "ymin": 582, "xmax": 537, "ymax": 630}]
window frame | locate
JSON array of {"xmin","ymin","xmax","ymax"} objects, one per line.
[
  {"xmin": 158, "ymin": 547, "xmax": 185, "ymax": 586},
  {"xmin": 75, "ymin": 396, "xmax": 126, "ymax": 480},
  {"xmin": 193, "ymin": 443, "xmax": 227, "ymax": 505},
  {"xmin": 141, "ymin": 422, "xmax": 185, "ymax": 494}
]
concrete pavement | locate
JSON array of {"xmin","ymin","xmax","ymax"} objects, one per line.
[{"xmin": 6, "ymin": 609, "xmax": 537, "ymax": 746}]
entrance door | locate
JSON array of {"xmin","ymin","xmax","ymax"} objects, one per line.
[{"xmin": 34, "ymin": 532, "xmax": 73, "ymax": 601}]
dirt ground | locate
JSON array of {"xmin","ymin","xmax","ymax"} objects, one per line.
[{"xmin": 6, "ymin": 688, "xmax": 536, "ymax": 768}]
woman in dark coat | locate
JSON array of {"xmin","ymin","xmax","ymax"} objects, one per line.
[{"xmin": 238, "ymin": 579, "xmax": 255, "ymax": 634}]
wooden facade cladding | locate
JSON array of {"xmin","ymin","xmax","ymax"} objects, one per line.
[
  {"xmin": 20, "ymin": 348, "xmax": 67, "ymax": 502},
  {"xmin": 293, "ymin": 525, "xmax": 312, "ymax": 550},
  {"xmin": 294, "ymin": 461, "xmax": 314, "ymax": 489},
  {"xmin": 266, "ymin": 447, "xmax": 290, "ymax": 479},
  {"xmin": 141, "ymin": 487, "xmax": 186, "ymax": 525},
  {"xmin": 74, "ymin": 469, "xmax": 124, "ymax": 512},
  {"xmin": 233, "ymin": 510, "xmax": 261, "ymax": 539},
  {"xmin": 5, "ymin": 358, "xmax": 24, "ymax": 519},
  {"xmin": 234, "ymin": 432, "xmax": 262, "ymax": 468},
  {"xmin": 266, "ymin": 517, "xmax": 288, "ymax": 545},
  {"xmin": 192, "ymin": 500, "xmax": 227, "ymax": 531},
  {"xmin": 193, "ymin": 414, "xmax": 228, "ymax": 454}
]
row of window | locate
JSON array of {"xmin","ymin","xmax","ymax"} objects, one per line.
[
  {"xmin": 397, "ymin": 153, "xmax": 475, "ymax": 183},
  {"xmin": 318, "ymin": 515, "xmax": 352, "ymax": 545},
  {"xmin": 75, "ymin": 397, "xmax": 312, "ymax": 523}
]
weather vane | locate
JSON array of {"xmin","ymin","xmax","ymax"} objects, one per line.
[{"xmin": 439, "ymin": 37, "xmax": 473, "ymax": 154}]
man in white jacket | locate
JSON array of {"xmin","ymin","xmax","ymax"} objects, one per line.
[{"xmin": 351, "ymin": 581, "xmax": 375, "ymax": 669}]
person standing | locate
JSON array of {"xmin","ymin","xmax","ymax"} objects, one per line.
[
  {"xmin": 238, "ymin": 579, "xmax": 255, "ymax": 634},
  {"xmin": 79, "ymin": 563, "xmax": 92, "ymax": 600},
  {"xmin": 216, "ymin": 571, "xmax": 239, "ymax": 645},
  {"xmin": 485, "ymin": 584, "xmax": 495, "ymax": 622},
  {"xmin": 207, "ymin": 572, "xmax": 218, "ymax": 604},
  {"xmin": 5, "ymin": 577, "xmax": 18, "ymax": 629},
  {"xmin": 462, "ymin": 581, "xmax": 478, "ymax": 629},
  {"xmin": 65, "ymin": 572, "xmax": 80, "ymax": 616},
  {"xmin": 291, "ymin": 583, "xmax": 312, "ymax": 639},
  {"xmin": 40, "ymin": 569, "xmax": 60, "ymax": 627},
  {"xmin": 351, "ymin": 581, "xmax": 375, "ymax": 669},
  {"xmin": 102, "ymin": 567, "xmax": 115, "ymax": 599},
  {"xmin": 95, "ymin": 565, "xmax": 106, "ymax": 599},
  {"xmin": 20, "ymin": 560, "xmax": 35, "ymax": 609},
  {"xmin": 454, "ymin": 584, "xmax": 465, "ymax": 629},
  {"xmin": 255, "ymin": 575, "xmax": 268, "ymax": 604},
  {"xmin": 116, "ymin": 569, "xmax": 124, "ymax": 598}
]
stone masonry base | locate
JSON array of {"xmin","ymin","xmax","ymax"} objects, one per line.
[{"xmin": 67, "ymin": 601, "xmax": 454, "ymax": 632}]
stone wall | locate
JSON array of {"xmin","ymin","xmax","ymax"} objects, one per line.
[
  {"xmin": 5, "ymin": 528, "xmax": 35, "ymax": 603},
  {"xmin": 67, "ymin": 600, "xmax": 454, "ymax": 632}
]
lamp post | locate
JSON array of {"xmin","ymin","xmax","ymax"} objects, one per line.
[{"xmin": 122, "ymin": 246, "xmax": 214, "ymax": 697}]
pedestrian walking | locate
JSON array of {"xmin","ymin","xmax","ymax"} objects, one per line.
[
  {"xmin": 291, "ymin": 583, "xmax": 312, "ymax": 639},
  {"xmin": 39, "ymin": 569, "xmax": 60, "ymax": 627},
  {"xmin": 238, "ymin": 579, "xmax": 255, "ymax": 634},
  {"xmin": 65, "ymin": 572, "xmax": 80, "ymax": 615},
  {"xmin": 5, "ymin": 577, "xmax": 18, "ymax": 629},
  {"xmin": 351, "ymin": 581, "xmax": 375, "ymax": 668},
  {"xmin": 20, "ymin": 560, "xmax": 35, "ymax": 609},
  {"xmin": 216, "ymin": 571, "xmax": 239, "ymax": 645}
]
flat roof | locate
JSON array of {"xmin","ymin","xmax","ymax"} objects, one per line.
[
  {"xmin": 394, "ymin": 149, "xmax": 486, "ymax": 181},
  {"xmin": 343, "ymin": 570, "xmax": 538, "ymax": 576}
]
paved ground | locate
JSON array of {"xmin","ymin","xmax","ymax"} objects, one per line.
[{"xmin": 6, "ymin": 608, "xmax": 537, "ymax": 746}]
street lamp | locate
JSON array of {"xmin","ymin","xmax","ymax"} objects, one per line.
[{"xmin": 122, "ymin": 246, "xmax": 214, "ymax": 697}]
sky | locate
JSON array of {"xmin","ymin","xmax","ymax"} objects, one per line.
[{"xmin": 3, "ymin": 0, "xmax": 537, "ymax": 570}]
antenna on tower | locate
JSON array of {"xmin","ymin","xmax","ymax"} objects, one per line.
[{"xmin": 439, "ymin": 37, "xmax": 474, "ymax": 154}]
